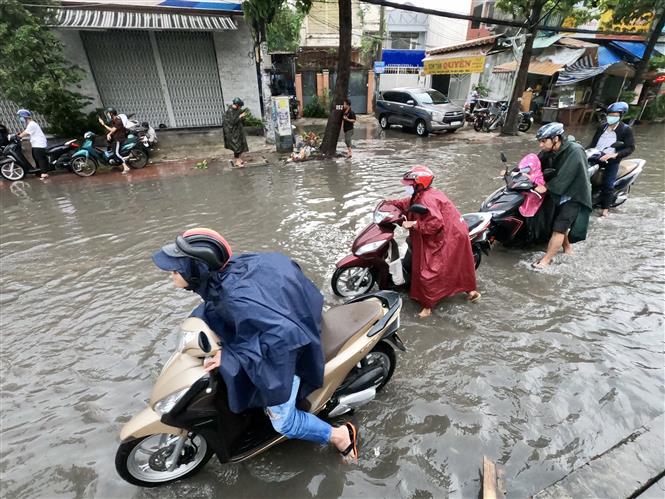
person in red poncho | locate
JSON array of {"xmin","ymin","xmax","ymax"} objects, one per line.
[{"xmin": 387, "ymin": 166, "xmax": 481, "ymax": 317}]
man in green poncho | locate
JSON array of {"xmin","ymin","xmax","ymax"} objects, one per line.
[
  {"xmin": 532, "ymin": 122, "xmax": 592, "ymax": 268},
  {"xmin": 223, "ymin": 97, "xmax": 249, "ymax": 167}
]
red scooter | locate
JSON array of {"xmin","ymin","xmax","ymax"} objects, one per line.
[{"xmin": 331, "ymin": 201, "xmax": 492, "ymax": 298}]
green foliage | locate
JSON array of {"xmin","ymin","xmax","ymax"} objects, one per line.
[
  {"xmin": 602, "ymin": 0, "xmax": 663, "ymax": 25},
  {"xmin": 267, "ymin": 3, "xmax": 304, "ymax": 53},
  {"xmin": 649, "ymin": 54, "xmax": 665, "ymax": 70},
  {"xmin": 195, "ymin": 159, "xmax": 208, "ymax": 169},
  {"xmin": 619, "ymin": 90, "xmax": 638, "ymax": 104},
  {"xmin": 243, "ymin": 0, "xmax": 312, "ymax": 46},
  {"xmin": 472, "ymin": 83, "xmax": 491, "ymax": 98},
  {"xmin": 303, "ymin": 96, "xmax": 329, "ymax": 118},
  {"xmin": 242, "ymin": 109, "xmax": 264, "ymax": 127},
  {"xmin": 495, "ymin": 0, "xmax": 601, "ymax": 25},
  {"xmin": 642, "ymin": 94, "xmax": 665, "ymax": 120},
  {"xmin": 0, "ymin": 0, "xmax": 91, "ymax": 136}
]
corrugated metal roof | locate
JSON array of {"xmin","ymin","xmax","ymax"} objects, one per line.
[
  {"xmin": 533, "ymin": 34, "xmax": 563, "ymax": 49},
  {"xmin": 557, "ymin": 37, "xmax": 598, "ymax": 48},
  {"xmin": 493, "ymin": 60, "xmax": 564, "ymax": 76},
  {"xmin": 427, "ymin": 35, "xmax": 500, "ymax": 55},
  {"xmin": 51, "ymin": 8, "xmax": 237, "ymax": 30}
]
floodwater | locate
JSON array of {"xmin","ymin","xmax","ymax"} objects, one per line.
[{"xmin": 1, "ymin": 124, "xmax": 663, "ymax": 498}]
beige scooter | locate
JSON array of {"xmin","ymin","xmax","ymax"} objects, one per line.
[{"xmin": 115, "ymin": 291, "xmax": 404, "ymax": 487}]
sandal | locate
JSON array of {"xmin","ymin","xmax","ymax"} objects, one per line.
[
  {"xmin": 466, "ymin": 291, "xmax": 481, "ymax": 302},
  {"xmin": 339, "ymin": 422, "xmax": 359, "ymax": 462}
]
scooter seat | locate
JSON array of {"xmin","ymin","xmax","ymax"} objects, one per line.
[
  {"xmin": 591, "ymin": 159, "xmax": 642, "ymax": 187},
  {"xmin": 320, "ymin": 299, "xmax": 383, "ymax": 361},
  {"xmin": 462, "ymin": 213, "xmax": 486, "ymax": 231}
]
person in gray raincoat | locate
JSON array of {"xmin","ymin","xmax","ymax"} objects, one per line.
[{"xmin": 223, "ymin": 97, "xmax": 249, "ymax": 167}]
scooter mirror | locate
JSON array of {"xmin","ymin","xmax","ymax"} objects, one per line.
[
  {"xmin": 198, "ymin": 331, "xmax": 211, "ymax": 353},
  {"xmin": 409, "ymin": 204, "xmax": 429, "ymax": 215},
  {"xmin": 500, "ymin": 152, "xmax": 507, "ymax": 163}
]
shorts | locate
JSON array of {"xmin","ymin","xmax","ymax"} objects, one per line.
[
  {"xmin": 344, "ymin": 129, "xmax": 353, "ymax": 148},
  {"xmin": 552, "ymin": 200, "xmax": 580, "ymax": 233}
]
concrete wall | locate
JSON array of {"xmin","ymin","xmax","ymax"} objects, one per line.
[
  {"xmin": 213, "ymin": 20, "xmax": 261, "ymax": 118},
  {"xmin": 54, "ymin": 29, "xmax": 103, "ymax": 111},
  {"xmin": 424, "ymin": 0, "xmax": 471, "ymax": 50}
]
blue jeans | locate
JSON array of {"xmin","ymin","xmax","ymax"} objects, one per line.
[
  {"xmin": 601, "ymin": 160, "xmax": 620, "ymax": 209},
  {"xmin": 266, "ymin": 376, "xmax": 331, "ymax": 445}
]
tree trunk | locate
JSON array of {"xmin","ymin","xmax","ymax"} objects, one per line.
[
  {"xmin": 628, "ymin": 8, "xmax": 665, "ymax": 97},
  {"xmin": 502, "ymin": 0, "xmax": 544, "ymax": 136},
  {"xmin": 320, "ymin": 0, "xmax": 352, "ymax": 157}
]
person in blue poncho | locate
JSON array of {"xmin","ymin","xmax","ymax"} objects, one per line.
[{"xmin": 152, "ymin": 228, "xmax": 359, "ymax": 461}]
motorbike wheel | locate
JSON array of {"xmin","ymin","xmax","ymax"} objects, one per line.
[
  {"xmin": 518, "ymin": 120, "xmax": 532, "ymax": 132},
  {"xmin": 115, "ymin": 433, "xmax": 213, "ymax": 487},
  {"xmin": 128, "ymin": 148, "xmax": 148, "ymax": 169},
  {"xmin": 364, "ymin": 341, "xmax": 396, "ymax": 392},
  {"xmin": 71, "ymin": 157, "xmax": 97, "ymax": 177},
  {"xmin": 473, "ymin": 119, "xmax": 483, "ymax": 132},
  {"xmin": 473, "ymin": 246, "xmax": 482, "ymax": 269},
  {"xmin": 331, "ymin": 267, "xmax": 375, "ymax": 298},
  {"xmin": 0, "ymin": 160, "xmax": 26, "ymax": 181}
]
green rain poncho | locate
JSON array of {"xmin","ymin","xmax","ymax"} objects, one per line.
[
  {"xmin": 546, "ymin": 139, "xmax": 593, "ymax": 243},
  {"xmin": 223, "ymin": 106, "xmax": 249, "ymax": 155}
]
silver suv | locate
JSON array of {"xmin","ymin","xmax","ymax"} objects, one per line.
[{"xmin": 375, "ymin": 87, "xmax": 465, "ymax": 136}]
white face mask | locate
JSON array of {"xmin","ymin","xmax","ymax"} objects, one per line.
[{"xmin": 404, "ymin": 185, "xmax": 415, "ymax": 196}]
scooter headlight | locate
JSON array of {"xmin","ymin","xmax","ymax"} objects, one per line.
[
  {"xmin": 373, "ymin": 211, "xmax": 392, "ymax": 224},
  {"xmin": 355, "ymin": 240, "xmax": 386, "ymax": 256},
  {"xmin": 153, "ymin": 387, "xmax": 190, "ymax": 415}
]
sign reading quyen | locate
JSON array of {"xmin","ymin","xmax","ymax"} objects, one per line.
[{"xmin": 424, "ymin": 56, "xmax": 486, "ymax": 75}]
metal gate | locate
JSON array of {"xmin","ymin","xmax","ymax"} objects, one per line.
[
  {"xmin": 329, "ymin": 70, "xmax": 368, "ymax": 113},
  {"xmin": 82, "ymin": 30, "xmax": 225, "ymax": 128}
]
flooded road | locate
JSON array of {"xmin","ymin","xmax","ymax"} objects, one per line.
[{"xmin": 1, "ymin": 124, "xmax": 663, "ymax": 498}]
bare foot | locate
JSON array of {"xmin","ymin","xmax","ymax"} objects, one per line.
[
  {"xmin": 466, "ymin": 291, "xmax": 481, "ymax": 302},
  {"xmin": 121, "ymin": 167, "xmax": 130, "ymax": 174},
  {"xmin": 39, "ymin": 173, "xmax": 49, "ymax": 179},
  {"xmin": 600, "ymin": 209, "xmax": 609, "ymax": 218},
  {"xmin": 532, "ymin": 260, "xmax": 549, "ymax": 269},
  {"xmin": 331, "ymin": 424, "xmax": 357, "ymax": 463},
  {"xmin": 417, "ymin": 308, "xmax": 432, "ymax": 318}
]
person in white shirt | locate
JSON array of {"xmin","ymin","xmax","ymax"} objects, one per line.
[{"xmin": 16, "ymin": 109, "xmax": 49, "ymax": 179}]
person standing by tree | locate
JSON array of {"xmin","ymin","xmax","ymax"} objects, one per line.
[
  {"xmin": 223, "ymin": 98, "xmax": 249, "ymax": 167},
  {"xmin": 342, "ymin": 98, "xmax": 356, "ymax": 158},
  {"xmin": 16, "ymin": 109, "xmax": 49, "ymax": 179}
]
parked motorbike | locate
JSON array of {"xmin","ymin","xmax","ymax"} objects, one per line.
[
  {"xmin": 478, "ymin": 148, "xmax": 646, "ymax": 247},
  {"xmin": 473, "ymin": 104, "xmax": 532, "ymax": 133},
  {"xmin": 289, "ymin": 96, "xmax": 299, "ymax": 120},
  {"xmin": 115, "ymin": 291, "xmax": 404, "ymax": 487},
  {"xmin": 331, "ymin": 201, "xmax": 491, "ymax": 298},
  {"xmin": 70, "ymin": 131, "xmax": 148, "ymax": 174}
]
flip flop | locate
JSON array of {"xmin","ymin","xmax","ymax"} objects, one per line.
[
  {"xmin": 466, "ymin": 291, "xmax": 481, "ymax": 302},
  {"xmin": 339, "ymin": 422, "xmax": 359, "ymax": 462}
]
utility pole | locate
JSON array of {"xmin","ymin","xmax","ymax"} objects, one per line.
[{"xmin": 374, "ymin": 5, "xmax": 385, "ymax": 109}]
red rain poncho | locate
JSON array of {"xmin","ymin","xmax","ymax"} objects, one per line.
[{"xmin": 388, "ymin": 188, "xmax": 477, "ymax": 309}]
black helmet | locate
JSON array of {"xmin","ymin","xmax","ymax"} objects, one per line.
[
  {"xmin": 232, "ymin": 97, "xmax": 244, "ymax": 107},
  {"xmin": 154, "ymin": 228, "xmax": 233, "ymax": 272},
  {"xmin": 535, "ymin": 122, "xmax": 565, "ymax": 141}
]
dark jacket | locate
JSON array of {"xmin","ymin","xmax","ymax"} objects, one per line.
[
  {"xmin": 588, "ymin": 122, "xmax": 635, "ymax": 160},
  {"xmin": 185, "ymin": 253, "xmax": 324, "ymax": 413},
  {"xmin": 223, "ymin": 106, "xmax": 249, "ymax": 155}
]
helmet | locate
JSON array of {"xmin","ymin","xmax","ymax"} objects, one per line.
[
  {"xmin": 105, "ymin": 107, "xmax": 117, "ymax": 115},
  {"xmin": 16, "ymin": 109, "xmax": 31, "ymax": 118},
  {"xmin": 607, "ymin": 101, "xmax": 629, "ymax": 114},
  {"xmin": 83, "ymin": 131, "xmax": 95, "ymax": 139},
  {"xmin": 402, "ymin": 165, "xmax": 434, "ymax": 189},
  {"xmin": 232, "ymin": 97, "xmax": 244, "ymax": 107},
  {"xmin": 163, "ymin": 228, "xmax": 232, "ymax": 271},
  {"xmin": 535, "ymin": 122, "xmax": 565, "ymax": 141}
]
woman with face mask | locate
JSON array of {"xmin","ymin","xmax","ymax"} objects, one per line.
[
  {"xmin": 587, "ymin": 102, "xmax": 635, "ymax": 217},
  {"xmin": 386, "ymin": 166, "xmax": 480, "ymax": 318}
]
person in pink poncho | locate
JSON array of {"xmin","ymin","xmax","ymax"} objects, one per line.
[{"xmin": 516, "ymin": 153, "xmax": 545, "ymax": 217}]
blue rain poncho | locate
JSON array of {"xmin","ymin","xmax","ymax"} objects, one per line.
[{"xmin": 184, "ymin": 253, "xmax": 324, "ymax": 413}]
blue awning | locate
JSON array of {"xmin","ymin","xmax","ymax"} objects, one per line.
[
  {"xmin": 609, "ymin": 41, "xmax": 646, "ymax": 62},
  {"xmin": 381, "ymin": 49, "xmax": 426, "ymax": 67},
  {"xmin": 598, "ymin": 46, "xmax": 622, "ymax": 66}
]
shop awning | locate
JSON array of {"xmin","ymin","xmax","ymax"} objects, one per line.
[
  {"xmin": 598, "ymin": 46, "xmax": 622, "ymax": 66},
  {"xmin": 608, "ymin": 41, "xmax": 646, "ymax": 62},
  {"xmin": 382, "ymin": 49, "xmax": 426, "ymax": 67},
  {"xmin": 493, "ymin": 47, "xmax": 585, "ymax": 76},
  {"xmin": 556, "ymin": 55, "xmax": 608, "ymax": 86},
  {"xmin": 52, "ymin": 8, "xmax": 237, "ymax": 30}
]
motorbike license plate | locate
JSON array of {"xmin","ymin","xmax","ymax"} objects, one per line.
[{"xmin": 451, "ymin": 121, "xmax": 462, "ymax": 126}]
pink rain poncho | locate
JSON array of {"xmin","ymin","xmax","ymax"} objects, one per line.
[{"xmin": 517, "ymin": 153, "xmax": 545, "ymax": 217}]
